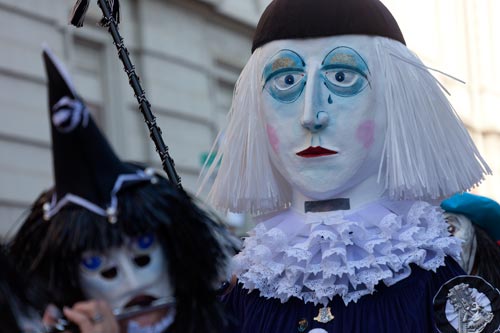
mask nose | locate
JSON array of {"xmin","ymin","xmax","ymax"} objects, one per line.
[
  {"xmin": 301, "ymin": 110, "xmax": 329, "ymax": 132},
  {"xmin": 116, "ymin": 254, "xmax": 143, "ymax": 290},
  {"xmin": 300, "ymin": 66, "xmax": 330, "ymax": 133}
]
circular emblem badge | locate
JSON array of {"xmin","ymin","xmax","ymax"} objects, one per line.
[{"xmin": 434, "ymin": 275, "xmax": 500, "ymax": 333}]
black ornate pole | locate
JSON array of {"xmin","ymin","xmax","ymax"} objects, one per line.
[{"xmin": 70, "ymin": 0, "xmax": 182, "ymax": 190}]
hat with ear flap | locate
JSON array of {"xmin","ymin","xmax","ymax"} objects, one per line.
[
  {"xmin": 441, "ymin": 192, "xmax": 500, "ymax": 245},
  {"xmin": 252, "ymin": 0, "xmax": 406, "ymax": 52},
  {"xmin": 42, "ymin": 47, "xmax": 155, "ymax": 222}
]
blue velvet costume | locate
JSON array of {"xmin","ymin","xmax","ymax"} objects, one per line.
[{"xmin": 223, "ymin": 257, "xmax": 464, "ymax": 333}]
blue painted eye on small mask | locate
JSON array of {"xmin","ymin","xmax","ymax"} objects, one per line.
[
  {"xmin": 321, "ymin": 47, "xmax": 370, "ymax": 97},
  {"xmin": 134, "ymin": 233, "xmax": 156, "ymax": 251},
  {"xmin": 81, "ymin": 255, "xmax": 104, "ymax": 272},
  {"xmin": 263, "ymin": 50, "xmax": 306, "ymax": 103}
]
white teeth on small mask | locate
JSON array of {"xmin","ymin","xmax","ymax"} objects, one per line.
[{"xmin": 126, "ymin": 309, "xmax": 175, "ymax": 333}]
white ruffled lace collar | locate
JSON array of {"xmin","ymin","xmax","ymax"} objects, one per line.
[{"xmin": 233, "ymin": 199, "xmax": 462, "ymax": 306}]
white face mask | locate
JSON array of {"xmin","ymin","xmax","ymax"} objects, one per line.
[
  {"xmin": 445, "ymin": 213, "xmax": 477, "ymax": 274},
  {"xmin": 79, "ymin": 233, "xmax": 173, "ymax": 312},
  {"xmin": 260, "ymin": 35, "xmax": 387, "ymax": 200}
]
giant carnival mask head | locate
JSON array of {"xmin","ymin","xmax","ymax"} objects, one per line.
[
  {"xmin": 201, "ymin": 0, "xmax": 489, "ymax": 214},
  {"xmin": 11, "ymin": 48, "xmax": 233, "ymax": 333},
  {"xmin": 46, "ymin": 47, "xmax": 174, "ymax": 313}
]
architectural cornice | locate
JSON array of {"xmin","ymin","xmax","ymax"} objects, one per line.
[{"xmin": 196, "ymin": 0, "xmax": 271, "ymax": 26}]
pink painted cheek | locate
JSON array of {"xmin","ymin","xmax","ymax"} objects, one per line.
[
  {"xmin": 356, "ymin": 120, "xmax": 375, "ymax": 149},
  {"xmin": 266, "ymin": 124, "xmax": 280, "ymax": 153}
]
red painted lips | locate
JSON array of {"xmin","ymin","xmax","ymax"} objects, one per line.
[{"xmin": 296, "ymin": 146, "xmax": 338, "ymax": 158}]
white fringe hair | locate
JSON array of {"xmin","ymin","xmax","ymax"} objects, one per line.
[
  {"xmin": 198, "ymin": 48, "xmax": 292, "ymax": 215},
  {"xmin": 375, "ymin": 38, "xmax": 490, "ymax": 199},
  {"xmin": 199, "ymin": 37, "xmax": 491, "ymax": 215}
]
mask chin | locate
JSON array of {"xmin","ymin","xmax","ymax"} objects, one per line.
[{"xmin": 271, "ymin": 148, "xmax": 383, "ymax": 203}]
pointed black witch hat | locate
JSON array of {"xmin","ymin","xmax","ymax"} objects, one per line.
[{"xmin": 42, "ymin": 48, "xmax": 155, "ymax": 223}]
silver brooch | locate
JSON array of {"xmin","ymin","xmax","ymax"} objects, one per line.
[{"xmin": 448, "ymin": 283, "xmax": 494, "ymax": 333}]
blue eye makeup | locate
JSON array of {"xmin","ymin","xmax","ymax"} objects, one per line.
[
  {"xmin": 263, "ymin": 50, "xmax": 306, "ymax": 103},
  {"xmin": 321, "ymin": 47, "xmax": 370, "ymax": 97},
  {"xmin": 134, "ymin": 233, "xmax": 155, "ymax": 251},
  {"xmin": 81, "ymin": 255, "xmax": 104, "ymax": 272}
]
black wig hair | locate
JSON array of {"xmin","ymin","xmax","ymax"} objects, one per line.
[
  {"xmin": 10, "ymin": 171, "xmax": 236, "ymax": 333},
  {"xmin": 0, "ymin": 244, "xmax": 49, "ymax": 333},
  {"xmin": 0, "ymin": 245, "xmax": 23, "ymax": 333},
  {"xmin": 474, "ymin": 225, "xmax": 500, "ymax": 291}
]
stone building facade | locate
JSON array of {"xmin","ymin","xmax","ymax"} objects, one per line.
[{"xmin": 0, "ymin": 0, "xmax": 268, "ymax": 235}]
